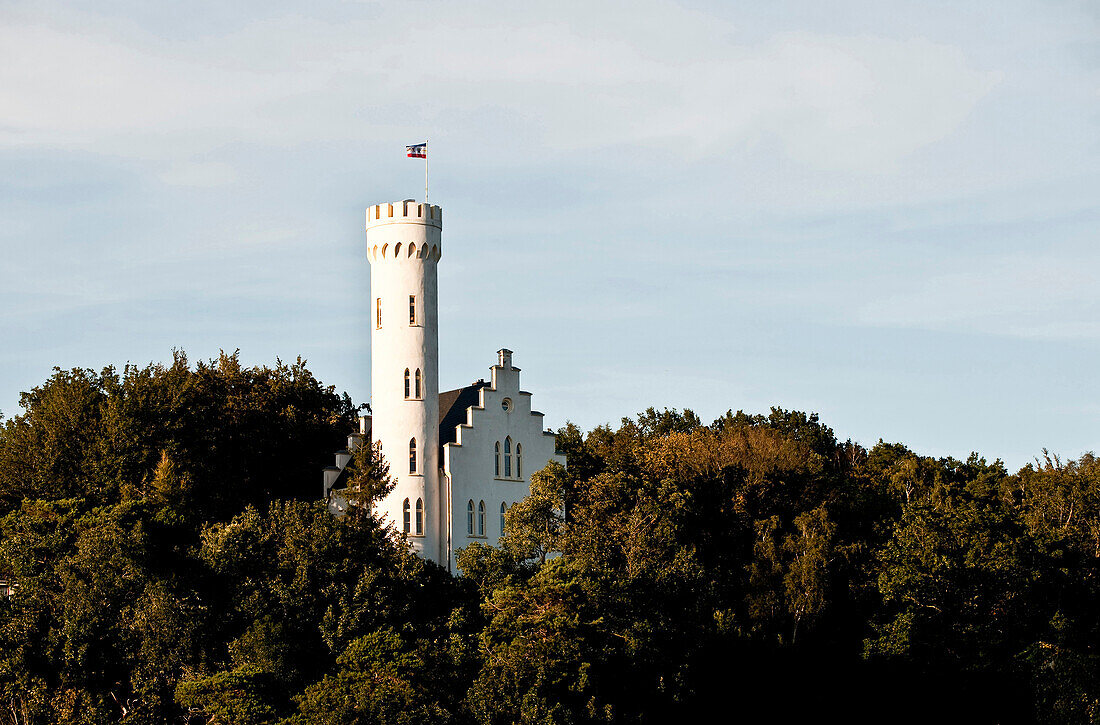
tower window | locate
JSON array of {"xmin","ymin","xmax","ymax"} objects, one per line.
[
  {"xmin": 478, "ymin": 500, "xmax": 485, "ymax": 536},
  {"xmin": 415, "ymin": 498, "xmax": 424, "ymax": 535},
  {"xmin": 409, "ymin": 438, "xmax": 417, "ymax": 474},
  {"xmin": 375, "ymin": 298, "xmax": 382, "ymax": 329},
  {"xmin": 504, "ymin": 437, "xmax": 512, "ymax": 478},
  {"xmin": 402, "ymin": 498, "xmax": 411, "ymax": 534},
  {"xmin": 404, "ymin": 369, "xmax": 411, "ymax": 399},
  {"xmin": 467, "ymin": 500, "xmax": 474, "ymax": 535},
  {"xmin": 494, "ymin": 441, "xmax": 501, "ymax": 477},
  {"xmin": 409, "ymin": 295, "xmax": 416, "ymax": 325},
  {"xmin": 414, "ymin": 369, "xmax": 422, "ymax": 399},
  {"xmin": 516, "ymin": 443, "xmax": 522, "ymax": 478},
  {"xmin": 500, "ymin": 501, "xmax": 506, "ymax": 534}
]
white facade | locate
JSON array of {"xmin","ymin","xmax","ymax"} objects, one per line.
[
  {"xmin": 366, "ymin": 200, "xmax": 443, "ymax": 561},
  {"xmin": 351, "ymin": 200, "xmax": 563, "ymax": 570},
  {"xmin": 441, "ymin": 349, "xmax": 565, "ymax": 570}
]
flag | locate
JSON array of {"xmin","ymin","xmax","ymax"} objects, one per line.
[{"xmin": 406, "ymin": 143, "xmax": 427, "ymax": 159}]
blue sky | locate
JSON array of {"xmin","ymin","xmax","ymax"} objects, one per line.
[{"xmin": 1, "ymin": 0, "xmax": 1097, "ymax": 471}]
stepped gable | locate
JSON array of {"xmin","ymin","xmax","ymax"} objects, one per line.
[{"xmin": 437, "ymin": 381, "xmax": 491, "ymax": 455}]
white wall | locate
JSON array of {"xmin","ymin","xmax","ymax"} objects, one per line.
[
  {"xmin": 367, "ymin": 200, "xmax": 444, "ymax": 562},
  {"xmin": 442, "ymin": 353, "xmax": 566, "ymax": 571}
]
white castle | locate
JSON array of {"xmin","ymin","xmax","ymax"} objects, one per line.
[{"xmin": 324, "ymin": 200, "xmax": 564, "ymax": 571}]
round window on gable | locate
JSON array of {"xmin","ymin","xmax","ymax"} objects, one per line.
[{"xmin": 501, "ymin": 398, "xmax": 513, "ymax": 413}]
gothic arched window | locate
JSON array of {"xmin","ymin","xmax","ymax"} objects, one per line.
[
  {"xmin": 467, "ymin": 500, "xmax": 474, "ymax": 535},
  {"xmin": 404, "ymin": 369, "xmax": 410, "ymax": 399},
  {"xmin": 415, "ymin": 498, "xmax": 424, "ymax": 535},
  {"xmin": 414, "ymin": 369, "xmax": 422, "ymax": 399},
  {"xmin": 516, "ymin": 443, "xmax": 522, "ymax": 478},
  {"xmin": 409, "ymin": 438, "xmax": 417, "ymax": 474},
  {"xmin": 478, "ymin": 500, "xmax": 486, "ymax": 536},
  {"xmin": 494, "ymin": 441, "xmax": 501, "ymax": 477},
  {"xmin": 402, "ymin": 498, "xmax": 411, "ymax": 534},
  {"xmin": 500, "ymin": 501, "xmax": 506, "ymax": 534},
  {"xmin": 504, "ymin": 437, "xmax": 512, "ymax": 477}
]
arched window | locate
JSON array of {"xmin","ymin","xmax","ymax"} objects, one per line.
[
  {"xmin": 404, "ymin": 369, "xmax": 410, "ymax": 399},
  {"xmin": 504, "ymin": 437, "xmax": 512, "ymax": 477},
  {"xmin": 478, "ymin": 500, "xmax": 486, "ymax": 536},
  {"xmin": 415, "ymin": 498, "xmax": 423, "ymax": 535},
  {"xmin": 408, "ymin": 438, "xmax": 417, "ymax": 474},
  {"xmin": 414, "ymin": 369, "xmax": 422, "ymax": 399},
  {"xmin": 494, "ymin": 441, "xmax": 501, "ymax": 477},
  {"xmin": 402, "ymin": 498, "xmax": 411, "ymax": 534},
  {"xmin": 500, "ymin": 501, "xmax": 506, "ymax": 534},
  {"xmin": 467, "ymin": 500, "xmax": 474, "ymax": 535},
  {"xmin": 516, "ymin": 443, "xmax": 522, "ymax": 478}
]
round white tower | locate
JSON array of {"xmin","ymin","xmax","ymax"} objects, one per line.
[{"xmin": 366, "ymin": 199, "xmax": 443, "ymax": 562}]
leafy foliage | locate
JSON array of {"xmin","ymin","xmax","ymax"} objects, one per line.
[{"xmin": 1, "ymin": 358, "xmax": 1098, "ymax": 724}]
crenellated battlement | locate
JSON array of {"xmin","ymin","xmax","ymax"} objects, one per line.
[
  {"xmin": 366, "ymin": 200, "xmax": 443, "ymax": 262},
  {"xmin": 365, "ymin": 199, "xmax": 442, "ymax": 230}
]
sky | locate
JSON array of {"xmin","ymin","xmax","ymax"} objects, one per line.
[{"xmin": 1, "ymin": 0, "xmax": 1097, "ymax": 472}]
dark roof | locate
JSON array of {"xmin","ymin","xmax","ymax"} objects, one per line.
[{"xmin": 438, "ymin": 381, "xmax": 490, "ymax": 454}]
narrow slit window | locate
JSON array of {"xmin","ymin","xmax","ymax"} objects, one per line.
[
  {"xmin": 402, "ymin": 498, "xmax": 411, "ymax": 534},
  {"xmin": 404, "ymin": 369, "xmax": 410, "ymax": 399},
  {"xmin": 494, "ymin": 441, "xmax": 501, "ymax": 477},
  {"xmin": 415, "ymin": 498, "xmax": 423, "ymax": 535},
  {"xmin": 516, "ymin": 444, "xmax": 522, "ymax": 478},
  {"xmin": 467, "ymin": 500, "xmax": 474, "ymax": 535},
  {"xmin": 500, "ymin": 502, "xmax": 506, "ymax": 534},
  {"xmin": 414, "ymin": 369, "xmax": 422, "ymax": 399},
  {"xmin": 478, "ymin": 500, "xmax": 485, "ymax": 536},
  {"xmin": 409, "ymin": 295, "xmax": 416, "ymax": 325},
  {"xmin": 375, "ymin": 298, "xmax": 382, "ymax": 329},
  {"xmin": 409, "ymin": 438, "xmax": 417, "ymax": 474}
]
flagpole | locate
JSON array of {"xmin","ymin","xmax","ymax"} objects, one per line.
[{"xmin": 424, "ymin": 139, "xmax": 429, "ymax": 204}]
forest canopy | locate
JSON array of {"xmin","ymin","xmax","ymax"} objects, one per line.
[{"xmin": 0, "ymin": 353, "xmax": 1097, "ymax": 724}]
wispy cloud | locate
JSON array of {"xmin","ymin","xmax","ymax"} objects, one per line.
[
  {"xmin": 0, "ymin": 3, "xmax": 1000, "ymax": 179},
  {"xmin": 0, "ymin": 0, "xmax": 1097, "ymax": 468},
  {"xmin": 158, "ymin": 160, "xmax": 238, "ymax": 187}
]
